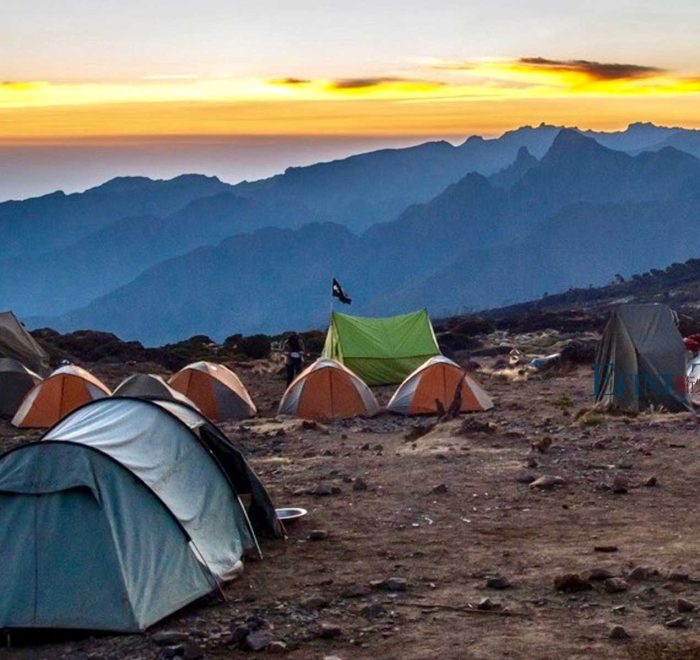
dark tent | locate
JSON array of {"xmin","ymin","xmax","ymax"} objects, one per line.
[
  {"xmin": 594, "ymin": 303, "xmax": 690, "ymax": 413},
  {"xmin": 0, "ymin": 358, "xmax": 41, "ymax": 417},
  {"xmin": 0, "ymin": 312, "xmax": 50, "ymax": 376}
]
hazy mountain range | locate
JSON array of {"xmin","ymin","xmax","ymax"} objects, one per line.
[{"xmin": 2, "ymin": 122, "xmax": 700, "ymax": 344}]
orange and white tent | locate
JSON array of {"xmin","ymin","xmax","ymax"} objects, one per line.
[
  {"xmin": 278, "ymin": 358, "xmax": 379, "ymax": 420},
  {"xmin": 387, "ymin": 356, "xmax": 493, "ymax": 415},
  {"xmin": 12, "ymin": 365, "xmax": 111, "ymax": 428},
  {"xmin": 168, "ymin": 361, "xmax": 256, "ymax": 421}
]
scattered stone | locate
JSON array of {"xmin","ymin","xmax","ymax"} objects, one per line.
[
  {"xmin": 628, "ymin": 566, "xmax": 655, "ymax": 581},
  {"xmin": 476, "ymin": 597, "xmax": 498, "ymax": 611},
  {"xmin": 268, "ymin": 641, "xmax": 288, "ymax": 654},
  {"xmin": 313, "ymin": 484, "xmax": 340, "ymax": 496},
  {"xmin": 609, "ymin": 625, "xmax": 631, "ymax": 641},
  {"xmin": 594, "ymin": 545, "xmax": 619, "ymax": 553},
  {"xmin": 385, "ymin": 577, "xmax": 408, "ymax": 592},
  {"xmin": 529, "ymin": 475, "xmax": 566, "ymax": 490},
  {"xmin": 245, "ymin": 630, "xmax": 275, "ymax": 652},
  {"xmin": 612, "ymin": 605, "xmax": 626, "ymax": 614},
  {"xmin": 605, "ymin": 577, "xmax": 629, "ymax": 593},
  {"xmin": 665, "ymin": 616, "xmax": 688, "ymax": 629},
  {"xmin": 525, "ymin": 456, "xmax": 538, "ymax": 469},
  {"xmin": 230, "ymin": 624, "xmax": 250, "ymax": 645},
  {"xmin": 677, "ymin": 598, "xmax": 696, "ymax": 613},
  {"xmin": 515, "ymin": 471, "xmax": 536, "ymax": 484},
  {"xmin": 317, "ymin": 623, "xmax": 343, "ymax": 639},
  {"xmin": 152, "ymin": 631, "xmax": 189, "ymax": 646},
  {"xmin": 485, "ymin": 575, "xmax": 512, "ymax": 590},
  {"xmin": 530, "ymin": 437, "xmax": 552, "ymax": 454},
  {"xmin": 431, "ymin": 483, "xmax": 449, "ymax": 494},
  {"xmin": 668, "ymin": 572, "xmax": 689, "ymax": 582},
  {"xmin": 553, "ymin": 574, "xmax": 592, "ymax": 593},
  {"xmin": 303, "ymin": 595, "xmax": 330, "ymax": 610},
  {"xmin": 341, "ymin": 584, "xmax": 370, "ymax": 598},
  {"xmin": 643, "ymin": 476, "xmax": 658, "ymax": 487},
  {"xmin": 353, "ymin": 477, "xmax": 368, "ymax": 492},
  {"xmin": 308, "ymin": 529, "xmax": 329, "ymax": 542},
  {"xmin": 587, "ymin": 568, "xmax": 614, "ymax": 581},
  {"xmin": 360, "ymin": 603, "xmax": 387, "ymax": 620},
  {"xmin": 611, "ymin": 475, "xmax": 628, "ymax": 494}
]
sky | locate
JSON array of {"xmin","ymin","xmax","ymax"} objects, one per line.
[{"xmin": 2, "ymin": 0, "xmax": 700, "ymax": 199}]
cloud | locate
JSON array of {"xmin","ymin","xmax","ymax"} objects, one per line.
[
  {"xmin": 328, "ymin": 77, "xmax": 444, "ymax": 90},
  {"xmin": 517, "ymin": 57, "xmax": 662, "ymax": 81},
  {"xmin": 268, "ymin": 77, "xmax": 311, "ymax": 86}
]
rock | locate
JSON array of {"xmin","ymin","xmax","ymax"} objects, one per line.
[
  {"xmin": 525, "ymin": 456, "xmax": 538, "ymax": 468},
  {"xmin": 160, "ymin": 642, "xmax": 203, "ymax": 660},
  {"xmin": 431, "ymin": 483, "xmax": 449, "ymax": 494},
  {"xmin": 268, "ymin": 641, "xmax": 288, "ymax": 654},
  {"xmin": 385, "ymin": 577, "xmax": 408, "ymax": 592},
  {"xmin": 611, "ymin": 475, "xmax": 628, "ymax": 494},
  {"xmin": 665, "ymin": 616, "xmax": 688, "ymax": 629},
  {"xmin": 529, "ymin": 475, "xmax": 565, "ymax": 490},
  {"xmin": 628, "ymin": 566, "xmax": 654, "ymax": 581},
  {"xmin": 643, "ymin": 476, "xmax": 658, "ymax": 487},
  {"xmin": 514, "ymin": 471, "xmax": 536, "ymax": 484},
  {"xmin": 303, "ymin": 595, "xmax": 330, "ymax": 610},
  {"xmin": 341, "ymin": 584, "xmax": 369, "ymax": 598},
  {"xmin": 604, "ymin": 578, "xmax": 629, "ymax": 593},
  {"xmin": 152, "ymin": 631, "xmax": 189, "ymax": 646},
  {"xmin": 553, "ymin": 574, "xmax": 592, "ymax": 593},
  {"xmin": 678, "ymin": 598, "xmax": 696, "ymax": 613},
  {"xmin": 485, "ymin": 575, "xmax": 512, "ymax": 590},
  {"xmin": 230, "ymin": 624, "xmax": 250, "ymax": 645},
  {"xmin": 308, "ymin": 529, "xmax": 329, "ymax": 541},
  {"xmin": 593, "ymin": 545, "xmax": 619, "ymax": 553},
  {"xmin": 476, "ymin": 597, "xmax": 497, "ymax": 611},
  {"xmin": 245, "ymin": 630, "xmax": 275, "ymax": 651},
  {"xmin": 360, "ymin": 603, "xmax": 387, "ymax": 620},
  {"xmin": 317, "ymin": 623, "xmax": 343, "ymax": 639},
  {"xmin": 587, "ymin": 568, "xmax": 614, "ymax": 581},
  {"xmin": 609, "ymin": 625, "xmax": 631, "ymax": 640},
  {"xmin": 353, "ymin": 477, "xmax": 368, "ymax": 492},
  {"xmin": 324, "ymin": 656, "xmax": 343, "ymax": 660},
  {"xmin": 668, "ymin": 572, "xmax": 689, "ymax": 582},
  {"xmin": 313, "ymin": 484, "xmax": 334, "ymax": 496}
]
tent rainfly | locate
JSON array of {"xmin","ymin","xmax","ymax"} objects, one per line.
[
  {"xmin": 387, "ymin": 356, "xmax": 494, "ymax": 415},
  {"xmin": 0, "ymin": 311, "xmax": 50, "ymax": 376},
  {"xmin": 113, "ymin": 373, "xmax": 196, "ymax": 407},
  {"xmin": 594, "ymin": 303, "xmax": 690, "ymax": 413},
  {"xmin": 278, "ymin": 358, "xmax": 379, "ymax": 420},
  {"xmin": 0, "ymin": 397, "xmax": 283, "ymax": 632},
  {"xmin": 169, "ymin": 361, "xmax": 256, "ymax": 421},
  {"xmin": 12, "ymin": 365, "xmax": 111, "ymax": 428},
  {"xmin": 322, "ymin": 309, "xmax": 441, "ymax": 385},
  {"xmin": 0, "ymin": 358, "xmax": 42, "ymax": 417}
]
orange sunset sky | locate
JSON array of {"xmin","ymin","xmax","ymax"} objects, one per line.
[{"xmin": 1, "ymin": 0, "xmax": 699, "ymax": 198}]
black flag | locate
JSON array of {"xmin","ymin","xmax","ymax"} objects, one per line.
[{"xmin": 332, "ymin": 278, "xmax": 352, "ymax": 304}]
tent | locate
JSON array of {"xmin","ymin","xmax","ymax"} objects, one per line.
[
  {"xmin": 387, "ymin": 356, "xmax": 494, "ymax": 415},
  {"xmin": 169, "ymin": 361, "xmax": 256, "ymax": 421},
  {"xmin": 12, "ymin": 365, "xmax": 111, "ymax": 428},
  {"xmin": 594, "ymin": 303, "xmax": 690, "ymax": 412},
  {"xmin": 113, "ymin": 373, "xmax": 196, "ymax": 407},
  {"xmin": 0, "ymin": 441, "xmax": 218, "ymax": 632},
  {"xmin": 322, "ymin": 309, "xmax": 441, "ymax": 386},
  {"xmin": 0, "ymin": 358, "xmax": 42, "ymax": 417},
  {"xmin": 0, "ymin": 397, "xmax": 284, "ymax": 632},
  {"xmin": 0, "ymin": 311, "xmax": 50, "ymax": 376},
  {"xmin": 278, "ymin": 358, "xmax": 379, "ymax": 420}
]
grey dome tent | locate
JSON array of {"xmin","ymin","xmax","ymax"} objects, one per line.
[
  {"xmin": 0, "ymin": 311, "xmax": 50, "ymax": 376},
  {"xmin": 0, "ymin": 397, "xmax": 283, "ymax": 631},
  {"xmin": 0, "ymin": 442, "xmax": 218, "ymax": 631},
  {"xmin": 594, "ymin": 303, "xmax": 690, "ymax": 413},
  {"xmin": 113, "ymin": 373, "xmax": 196, "ymax": 406},
  {"xmin": 0, "ymin": 358, "xmax": 41, "ymax": 417}
]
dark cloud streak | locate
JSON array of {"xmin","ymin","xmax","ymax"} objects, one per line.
[{"xmin": 518, "ymin": 57, "xmax": 662, "ymax": 80}]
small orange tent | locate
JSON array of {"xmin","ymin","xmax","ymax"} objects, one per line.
[
  {"xmin": 168, "ymin": 361, "xmax": 256, "ymax": 421},
  {"xmin": 12, "ymin": 365, "xmax": 111, "ymax": 428},
  {"xmin": 278, "ymin": 358, "xmax": 379, "ymax": 420},
  {"xmin": 387, "ymin": 356, "xmax": 493, "ymax": 415}
]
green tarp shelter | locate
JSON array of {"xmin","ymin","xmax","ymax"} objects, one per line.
[
  {"xmin": 594, "ymin": 303, "xmax": 690, "ymax": 413},
  {"xmin": 322, "ymin": 309, "xmax": 440, "ymax": 385}
]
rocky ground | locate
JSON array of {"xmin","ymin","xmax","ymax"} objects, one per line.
[{"xmin": 2, "ymin": 343, "xmax": 700, "ymax": 659}]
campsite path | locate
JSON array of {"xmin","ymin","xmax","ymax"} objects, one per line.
[{"xmin": 2, "ymin": 365, "xmax": 700, "ymax": 659}]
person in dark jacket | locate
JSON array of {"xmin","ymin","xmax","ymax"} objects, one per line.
[{"xmin": 283, "ymin": 332, "xmax": 305, "ymax": 386}]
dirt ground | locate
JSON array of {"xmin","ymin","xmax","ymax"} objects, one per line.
[{"xmin": 2, "ymin": 360, "xmax": 700, "ymax": 660}]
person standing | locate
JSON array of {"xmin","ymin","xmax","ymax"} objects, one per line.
[{"xmin": 283, "ymin": 332, "xmax": 305, "ymax": 385}]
